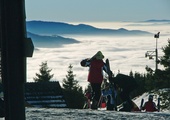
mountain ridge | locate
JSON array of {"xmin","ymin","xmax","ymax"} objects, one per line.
[
  {"xmin": 26, "ymin": 20, "xmax": 152, "ymax": 36},
  {"xmin": 27, "ymin": 32, "xmax": 80, "ymax": 48},
  {"xmin": 144, "ymin": 19, "xmax": 170, "ymax": 22}
]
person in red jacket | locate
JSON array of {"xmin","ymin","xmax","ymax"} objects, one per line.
[
  {"xmin": 81, "ymin": 51, "xmax": 107, "ymax": 109},
  {"xmin": 142, "ymin": 95, "xmax": 158, "ymax": 112}
]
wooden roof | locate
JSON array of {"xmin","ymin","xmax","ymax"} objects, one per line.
[{"xmin": 25, "ymin": 81, "xmax": 67, "ymax": 108}]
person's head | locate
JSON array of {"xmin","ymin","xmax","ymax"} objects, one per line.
[
  {"xmin": 95, "ymin": 51, "xmax": 104, "ymax": 60},
  {"xmin": 148, "ymin": 95, "xmax": 153, "ymax": 101}
]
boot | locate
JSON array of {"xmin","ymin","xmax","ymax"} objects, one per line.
[{"xmin": 91, "ymin": 99, "xmax": 98, "ymax": 110}]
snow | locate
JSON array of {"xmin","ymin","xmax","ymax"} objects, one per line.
[
  {"xmin": 1, "ymin": 108, "xmax": 169, "ymax": 120},
  {"xmin": 25, "ymin": 108, "xmax": 170, "ymax": 120},
  {"xmin": 0, "ymin": 92, "xmax": 169, "ymax": 120}
]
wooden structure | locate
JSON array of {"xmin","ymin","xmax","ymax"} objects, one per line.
[
  {"xmin": 0, "ymin": 0, "xmax": 27, "ymax": 119},
  {"xmin": 25, "ymin": 82, "xmax": 67, "ymax": 108}
]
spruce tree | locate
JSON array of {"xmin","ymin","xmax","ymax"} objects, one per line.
[
  {"xmin": 155, "ymin": 39, "xmax": 170, "ymax": 110},
  {"xmin": 62, "ymin": 64, "xmax": 85, "ymax": 109},
  {"xmin": 155, "ymin": 39, "xmax": 170, "ymax": 88},
  {"xmin": 62, "ymin": 64, "xmax": 80, "ymax": 91},
  {"xmin": 33, "ymin": 61, "xmax": 54, "ymax": 82},
  {"xmin": 160, "ymin": 39, "xmax": 170, "ymax": 69}
]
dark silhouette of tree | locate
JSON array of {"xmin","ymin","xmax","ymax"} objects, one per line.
[
  {"xmin": 143, "ymin": 39, "xmax": 170, "ymax": 110},
  {"xmin": 160, "ymin": 39, "xmax": 170, "ymax": 69},
  {"xmin": 148, "ymin": 39, "xmax": 170, "ymax": 89},
  {"xmin": 33, "ymin": 61, "xmax": 54, "ymax": 82},
  {"xmin": 129, "ymin": 71, "xmax": 147, "ymax": 98},
  {"xmin": 156, "ymin": 39, "xmax": 170, "ymax": 110},
  {"xmin": 62, "ymin": 64, "xmax": 85, "ymax": 109},
  {"xmin": 62, "ymin": 64, "xmax": 80, "ymax": 91}
]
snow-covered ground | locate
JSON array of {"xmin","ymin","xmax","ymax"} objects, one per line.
[
  {"xmin": 25, "ymin": 108, "xmax": 170, "ymax": 120},
  {"xmin": 0, "ymin": 107, "xmax": 169, "ymax": 120},
  {"xmin": 24, "ymin": 91, "xmax": 170, "ymax": 120},
  {"xmin": 0, "ymin": 91, "xmax": 169, "ymax": 120}
]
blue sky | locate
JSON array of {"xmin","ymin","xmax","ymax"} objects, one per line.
[{"xmin": 25, "ymin": 0, "xmax": 170, "ymax": 22}]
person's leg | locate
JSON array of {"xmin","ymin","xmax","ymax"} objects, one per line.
[
  {"xmin": 91, "ymin": 83, "xmax": 101, "ymax": 101},
  {"xmin": 90, "ymin": 83, "xmax": 101, "ymax": 109}
]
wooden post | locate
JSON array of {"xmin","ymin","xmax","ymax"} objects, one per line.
[{"xmin": 0, "ymin": 0, "xmax": 26, "ymax": 119}]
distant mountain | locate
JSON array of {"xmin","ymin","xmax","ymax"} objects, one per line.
[
  {"xmin": 26, "ymin": 21, "xmax": 152, "ymax": 36},
  {"xmin": 145, "ymin": 19, "xmax": 170, "ymax": 22},
  {"xmin": 27, "ymin": 32, "xmax": 80, "ymax": 48}
]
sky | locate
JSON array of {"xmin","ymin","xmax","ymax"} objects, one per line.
[
  {"xmin": 25, "ymin": 0, "xmax": 170, "ymax": 89},
  {"xmin": 25, "ymin": 0, "xmax": 170, "ymax": 22}
]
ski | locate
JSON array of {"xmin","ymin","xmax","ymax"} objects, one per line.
[
  {"xmin": 157, "ymin": 97, "xmax": 161, "ymax": 112},
  {"xmin": 105, "ymin": 59, "xmax": 112, "ymax": 81},
  {"xmin": 105, "ymin": 59, "xmax": 117, "ymax": 111},
  {"xmin": 140, "ymin": 98, "xmax": 144, "ymax": 110}
]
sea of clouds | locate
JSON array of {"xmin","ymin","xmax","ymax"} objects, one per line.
[{"xmin": 27, "ymin": 22, "xmax": 170, "ymax": 89}]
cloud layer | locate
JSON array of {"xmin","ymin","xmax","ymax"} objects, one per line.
[
  {"xmin": 27, "ymin": 22, "xmax": 170, "ymax": 89},
  {"xmin": 27, "ymin": 36, "xmax": 168, "ymax": 89}
]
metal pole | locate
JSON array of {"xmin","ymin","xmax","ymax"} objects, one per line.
[
  {"xmin": 155, "ymin": 48, "xmax": 158, "ymax": 70},
  {"xmin": 0, "ymin": 0, "xmax": 26, "ymax": 119},
  {"xmin": 155, "ymin": 38, "xmax": 158, "ymax": 70}
]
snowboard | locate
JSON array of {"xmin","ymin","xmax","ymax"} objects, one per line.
[
  {"xmin": 80, "ymin": 52, "xmax": 100, "ymax": 67},
  {"xmin": 140, "ymin": 98, "xmax": 144, "ymax": 110},
  {"xmin": 105, "ymin": 59, "xmax": 117, "ymax": 111},
  {"xmin": 105, "ymin": 59, "xmax": 113, "ymax": 82}
]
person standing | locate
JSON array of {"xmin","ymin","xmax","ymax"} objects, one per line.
[
  {"xmin": 81, "ymin": 51, "xmax": 107, "ymax": 109},
  {"xmin": 142, "ymin": 95, "xmax": 158, "ymax": 112}
]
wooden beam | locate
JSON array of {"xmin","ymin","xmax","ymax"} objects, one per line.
[{"xmin": 0, "ymin": 0, "xmax": 26, "ymax": 119}]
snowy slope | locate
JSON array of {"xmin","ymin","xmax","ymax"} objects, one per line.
[
  {"xmin": 0, "ymin": 92, "xmax": 169, "ymax": 120},
  {"xmin": 0, "ymin": 103, "xmax": 169, "ymax": 120},
  {"xmin": 25, "ymin": 108, "xmax": 170, "ymax": 120},
  {"xmin": 133, "ymin": 90, "xmax": 170, "ymax": 113},
  {"xmin": 133, "ymin": 92, "xmax": 157, "ymax": 110}
]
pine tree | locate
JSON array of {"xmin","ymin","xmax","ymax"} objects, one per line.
[
  {"xmin": 62, "ymin": 64, "xmax": 80, "ymax": 91},
  {"xmin": 62, "ymin": 64, "xmax": 85, "ymax": 109},
  {"xmin": 156, "ymin": 39, "xmax": 170, "ymax": 88},
  {"xmin": 160, "ymin": 39, "xmax": 170, "ymax": 69},
  {"xmin": 129, "ymin": 71, "xmax": 147, "ymax": 97},
  {"xmin": 33, "ymin": 61, "xmax": 54, "ymax": 82},
  {"xmin": 155, "ymin": 39, "xmax": 170, "ymax": 110}
]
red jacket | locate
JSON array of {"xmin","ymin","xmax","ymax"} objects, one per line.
[
  {"xmin": 87, "ymin": 59, "xmax": 104, "ymax": 84},
  {"xmin": 143, "ymin": 101, "xmax": 157, "ymax": 112}
]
